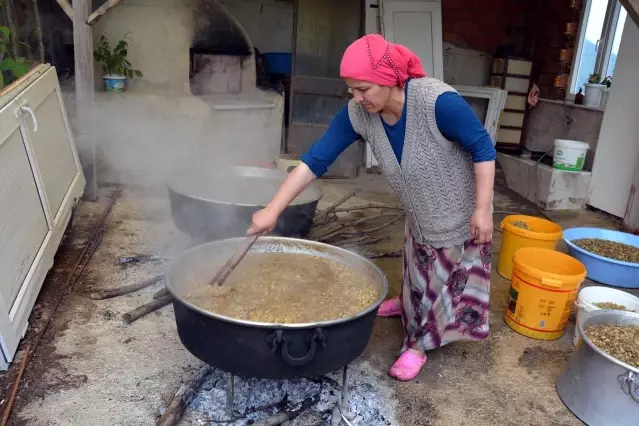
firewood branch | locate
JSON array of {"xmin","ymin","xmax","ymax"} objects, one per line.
[
  {"xmin": 315, "ymin": 190, "xmax": 359, "ymax": 222},
  {"xmin": 155, "ymin": 366, "xmax": 211, "ymax": 426},
  {"xmin": 331, "ymin": 204, "xmax": 402, "ymax": 213},
  {"xmin": 361, "ymin": 213, "xmax": 404, "ymax": 233}
]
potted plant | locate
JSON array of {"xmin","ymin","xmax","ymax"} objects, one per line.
[
  {"xmin": 93, "ymin": 35, "xmax": 143, "ymax": 93},
  {"xmin": 0, "ymin": 25, "xmax": 29, "ymax": 90},
  {"xmin": 599, "ymin": 76, "xmax": 612, "ymax": 109},
  {"xmin": 584, "ymin": 72, "xmax": 605, "ymax": 108}
]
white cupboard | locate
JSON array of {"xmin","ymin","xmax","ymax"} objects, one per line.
[{"xmin": 0, "ymin": 65, "xmax": 85, "ymax": 369}]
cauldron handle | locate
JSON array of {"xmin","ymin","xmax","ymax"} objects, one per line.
[
  {"xmin": 267, "ymin": 328, "xmax": 327, "ymax": 367},
  {"xmin": 618, "ymin": 371, "xmax": 639, "ymax": 403}
]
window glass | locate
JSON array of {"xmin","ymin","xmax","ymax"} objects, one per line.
[
  {"xmin": 572, "ymin": 0, "xmax": 608, "ymax": 92},
  {"xmin": 604, "ymin": 6, "xmax": 627, "ymax": 78}
]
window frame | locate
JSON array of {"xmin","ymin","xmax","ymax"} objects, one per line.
[
  {"xmin": 568, "ymin": 0, "xmax": 626, "ymax": 97},
  {"xmin": 453, "ymin": 86, "xmax": 507, "ymax": 145}
]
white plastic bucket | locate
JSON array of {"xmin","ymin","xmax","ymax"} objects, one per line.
[
  {"xmin": 553, "ymin": 139, "xmax": 589, "ymax": 172},
  {"xmin": 573, "ymin": 286, "xmax": 639, "ymax": 345},
  {"xmin": 584, "ymin": 83, "xmax": 605, "ymax": 107}
]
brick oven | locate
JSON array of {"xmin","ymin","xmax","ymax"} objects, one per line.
[{"xmin": 86, "ymin": 0, "xmax": 284, "ymax": 186}]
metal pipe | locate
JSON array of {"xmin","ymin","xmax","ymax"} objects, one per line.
[{"xmin": 226, "ymin": 373, "xmax": 235, "ymax": 419}]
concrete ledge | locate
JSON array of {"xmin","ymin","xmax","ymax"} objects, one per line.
[{"xmin": 498, "ymin": 153, "xmax": 592, "ymax": 211}]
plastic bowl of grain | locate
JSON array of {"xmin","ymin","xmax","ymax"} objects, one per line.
[{"xmin": 563, "ymin": 227, "xmax": 639, "ymax": 289}]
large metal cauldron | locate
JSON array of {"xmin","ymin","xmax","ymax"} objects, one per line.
[
  {"xmin": 556, "ymin": 310, "xmax": 639, "ymax": 426},
  {"xmin": 165, "ymin": 237, "xmax": 388, "ymax": 379},
  {"xmin": 167, "ymin": 166, "xmax": 323, "ymax": 242}
]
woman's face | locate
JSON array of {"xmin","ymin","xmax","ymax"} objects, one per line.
[{"xmin": 345, "ymin": 78, "xmax": 391, "ymax": 113}]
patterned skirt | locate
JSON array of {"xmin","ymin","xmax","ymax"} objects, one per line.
[{"xmin": 400, "ymin": 225, "xmax": 492, "ymax": 352}]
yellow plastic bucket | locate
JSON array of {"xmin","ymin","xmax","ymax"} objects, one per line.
[
  {"xmin": 497, "ymin": 215, "xmax": 562, "ymax": 280},
  {"xmin": 504, "ymin": 247, "xmax": 586, "ymax": 340}
]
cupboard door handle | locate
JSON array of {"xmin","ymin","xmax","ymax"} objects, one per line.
[{"xmin": 20, "ymin": 106, "xmax": 38, "ymax": 132}]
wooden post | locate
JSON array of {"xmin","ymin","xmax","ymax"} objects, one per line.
[
  {"xmin": 4, "ymin": 0, "xmax": 19, "ymax": 57},
  {"xmin": 73, "ymin": 0, "xmax": 98, "ymax": 201},
  {"xmin": 623, "ymin": 157, "xmax": 639, "ymax": 234},
  {"xmin": 87, "ymin": 0, "xmax": 124, "ymax": 25},
  {"xmin": 620, "ymin": 0, "xmax": 639, "ymax": 29},
  {"xmin": 56, "ymin": 0, "xmax": 74, "ymax": 22},
  {"xmin": 32, "ymin": 0, "xmax": 45, "ymax": 63}
]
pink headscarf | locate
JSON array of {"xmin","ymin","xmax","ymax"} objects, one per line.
[{"xmin": 340, "ymin": 34, "xmax": 426, "ymax": 87}]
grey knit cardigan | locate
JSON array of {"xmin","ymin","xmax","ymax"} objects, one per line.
[{"xmin": 348, "ymin": 77, "xmax": 477, "ymax": 248}]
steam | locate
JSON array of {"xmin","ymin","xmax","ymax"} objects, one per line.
[{"xmin": 58, "ymin": 0, "xmax": 296, "ymax": 264}]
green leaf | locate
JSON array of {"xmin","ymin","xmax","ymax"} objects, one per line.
[
  {"xmin": 12, "ymin": 62, "xmax": 28, "ymax": 77},
  {"xmin": 0, "ymin": 26, "xmax": 10, "ymax": 39},
  {"xmin": 92, "ymin": 35, "xmax": 139, "ymax": 78},
  {"xmin": 134, "ymin": 70, "xmax": 143, "ymax": 77},
  {"xmin": 0, "ymin": 58, "xmax": 16, "ymax": 72}
]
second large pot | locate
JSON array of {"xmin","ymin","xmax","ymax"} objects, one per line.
[
  {"xmin": 167, "ymin": 166, "xmax": 323, "ymax": 242},
  {"xmin": 165, "ymin": 237, "xmax": 389, "ymax": 379},
  {"xmin": 556, "ymin": 310, "xmax": 639, "ymax": 426}
]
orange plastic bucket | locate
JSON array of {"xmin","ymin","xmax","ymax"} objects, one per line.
[
  {"xmin": 497, "ymin": 215, "xmax": 563, "ymax": 280},
  {"xmin": 504, "ymin": 247, "xmax": 586, "ymax": 340}
]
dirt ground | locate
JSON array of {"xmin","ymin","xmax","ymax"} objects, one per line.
[{"xmin": 0, "ymin": 170, "xmax": 635, "ymax": 425}]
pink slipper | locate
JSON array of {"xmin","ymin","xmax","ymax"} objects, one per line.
[
  {"xmin": 377, "ymin": 297, "xmax": 402, "ymax": 317},
  {"xmin": 388, "ymin": 351, "xmax": 428, "ymax": 381}
]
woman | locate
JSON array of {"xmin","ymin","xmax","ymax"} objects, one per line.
[{"xmin": 247, "ymin": 34, "xmax": 495, "ymax": 381}]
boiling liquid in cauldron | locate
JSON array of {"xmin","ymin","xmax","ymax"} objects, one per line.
[{"xmin": 186, "ymin": 252, "xmax": 380, "ymax": 324}]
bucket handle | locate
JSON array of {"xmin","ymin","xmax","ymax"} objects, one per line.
[
  {"xmin": 541, "ymin": 276, "xmax": 563, "ymax": 288},
  {"xmin": 618, "ymin": 371, "xmax": 639, "ymax": 403}
]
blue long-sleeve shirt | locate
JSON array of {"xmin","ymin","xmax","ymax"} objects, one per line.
[{"xmin": 300, "ymin": 83, "xmax": 496, "ymax": 177}]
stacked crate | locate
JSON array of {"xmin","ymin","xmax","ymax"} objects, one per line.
[{"xmin": 490, "ymin": 58, "xmax": 533, "ymax": 154}]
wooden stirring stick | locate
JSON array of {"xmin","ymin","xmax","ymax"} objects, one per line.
[{"xmin": 208, "ymin": 234, "xmax": 261, "ymax": 287}]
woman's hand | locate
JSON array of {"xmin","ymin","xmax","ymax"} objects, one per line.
[
  {"xmin": 471, "ymin": 208, "xmax": 493, "ymax": 244},
  {"xmin": 245, "ymin": 163, "xmax": 318, "ymax": 236},
  {"xmin": 247, "ymin": 206, "xmax": 279, "ymax": 236}
]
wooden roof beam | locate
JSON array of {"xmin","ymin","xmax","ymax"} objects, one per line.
[
  {"xmin": 56, "ymin": 0, "xmax": 73, "ymax": 21},
  {"xmin": 87, "ymin": 0, "xmax": 124, "ymax": 26},
  {"xmin": 620, "ymin": 0, "xmax": 639, "ymax": 28}
]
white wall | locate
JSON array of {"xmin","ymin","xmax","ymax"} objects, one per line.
[
  {"xmin": 93, "ymin": 0, "xmax": 194, "ymax": 96},
  {"xmin": 588, "ymin": 19, "xmax": 639, "ymax": 217},
  {"xmin": 365, "ymin": 0, "xmax": 380, "ymax": 34},
  {"xmin": 93, "ymin": 0, "xmax": 261, "ymax": 95},
  {"xmin": 219, "ymin": 0, "xmax": 294, "ymax": 53},
  {"xmin": 364, "ymin": 0, "xmax": 490, "ymax": 86}
]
